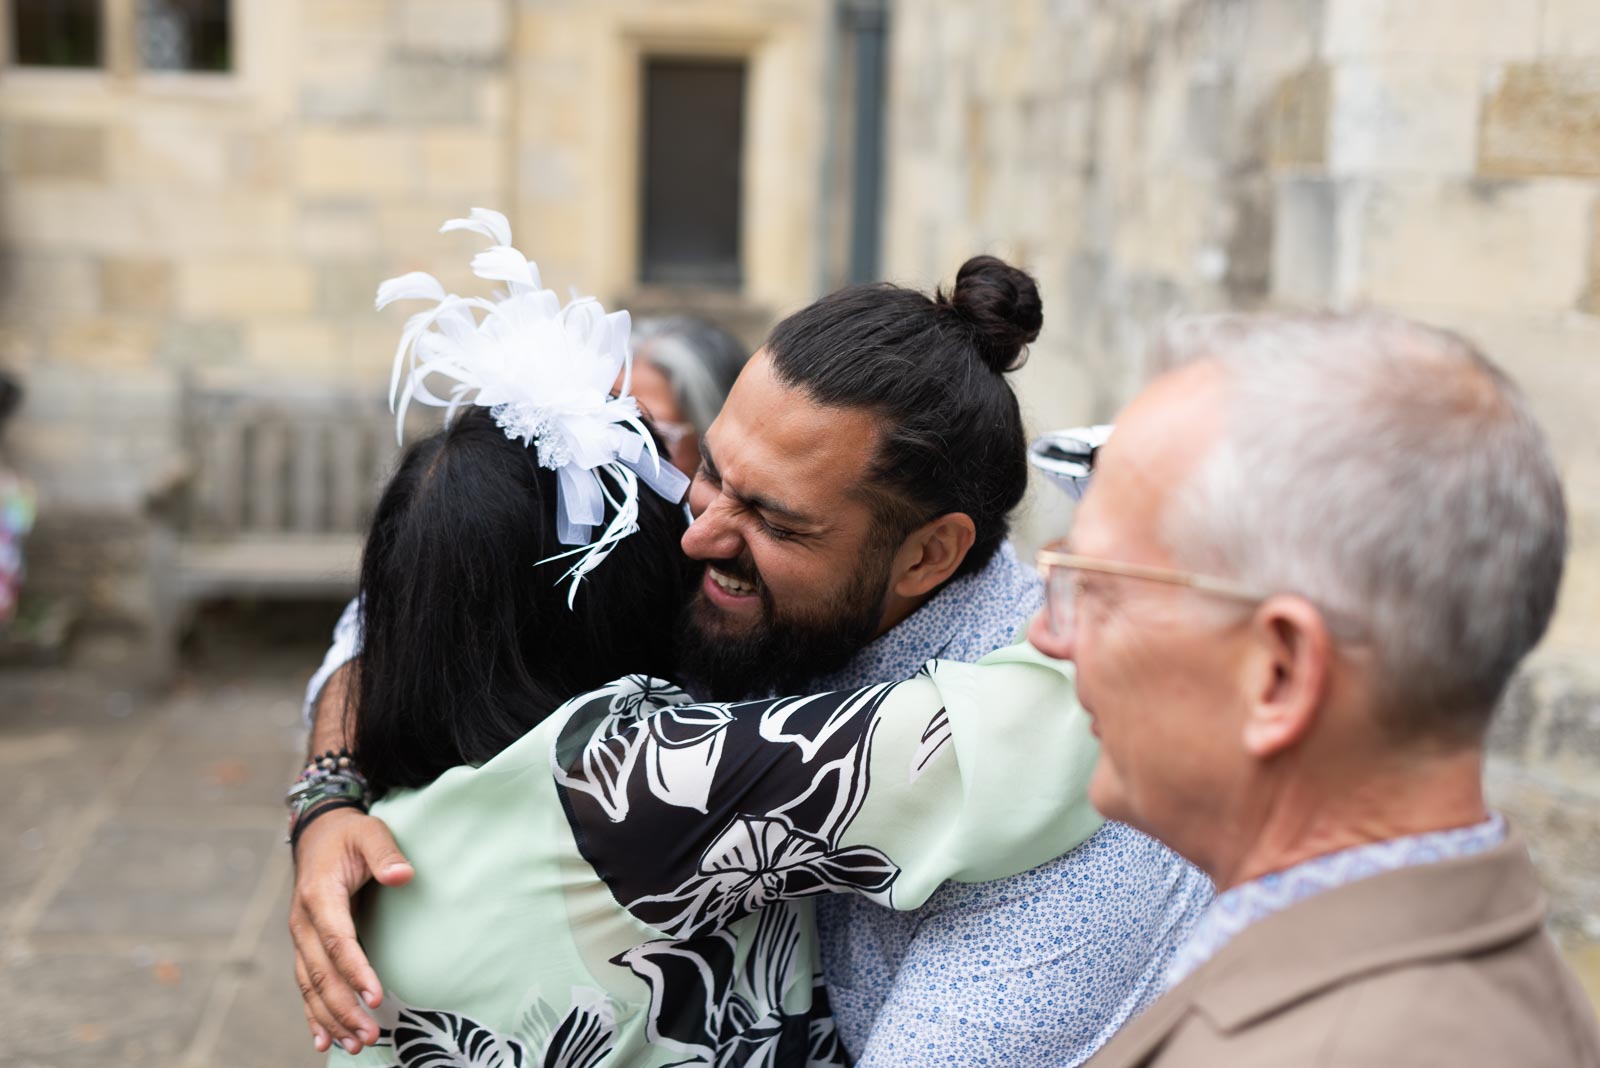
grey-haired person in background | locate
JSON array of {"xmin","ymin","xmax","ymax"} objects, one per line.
[{"xmin": 628, "ymin": 315, "xmax": 750, "ymax": 475}]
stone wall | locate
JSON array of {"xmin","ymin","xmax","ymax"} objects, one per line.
[{"xmin": 880, "ymin": 0, "xmax": 1600, "ymax": 1000}]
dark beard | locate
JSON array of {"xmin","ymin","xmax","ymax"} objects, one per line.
[{"xmin": 674, "ymin": 554, "xmax": 892, "ymax": 701}]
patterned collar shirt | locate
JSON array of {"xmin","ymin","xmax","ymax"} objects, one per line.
[
  {"xmin": 1164, "ymin": 814, "xmax": 1509, "ymax": 990},
  {"xmin": 811, "ymin": 543, "xmax": 1215, "ymax": 1067}
]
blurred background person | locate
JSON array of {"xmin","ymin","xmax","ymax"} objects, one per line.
[
  {"xmin": 628, "ymin": 315, "xmax": 750, "ymax": 474},
  {"xmin": 0, "ymin": 371, "xmax": 35, "ymax": 630}
]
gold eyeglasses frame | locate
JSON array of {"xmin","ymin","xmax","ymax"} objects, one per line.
[{"xmin": 1035, "ymin": 541, "xmax": 1269, "ymax": 606}]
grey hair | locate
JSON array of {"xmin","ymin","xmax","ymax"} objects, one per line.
[
  {"xmin": 630, "ymin": 316, "xmax": 749, "ymax": 432},
  {"xmin": 1153, "ymin": 310, "xmax": 1567, "ymax": 741}
]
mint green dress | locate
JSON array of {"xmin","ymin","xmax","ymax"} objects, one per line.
[{"xmin": 332, "ymin": 642, "xmax": 1101, "ymax": 1067}]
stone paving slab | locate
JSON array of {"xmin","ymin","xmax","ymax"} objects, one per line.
[{"xmin": 1, "ymin": 665, "xmax": 322, "ymax": 1068}]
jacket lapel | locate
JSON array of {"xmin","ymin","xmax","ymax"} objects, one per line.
[
  {"xmin": 1086, "ymin": 831, "xmax": 1547, "ymax": 1066},
  {"xmin": 1191, "ymin": 832, "xmax": 1547, "ymax": 1034}
]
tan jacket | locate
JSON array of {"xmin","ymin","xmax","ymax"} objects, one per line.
[{"xmin": 1089, "ymin": 833, "xmax": 1600, "ymax": 1068}]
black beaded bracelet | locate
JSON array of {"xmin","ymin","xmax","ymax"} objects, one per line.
[{"xmin": 288, "ymin": 798, "xmax": 367, "ymax": 854}]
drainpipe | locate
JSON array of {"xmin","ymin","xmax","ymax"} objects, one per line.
[{"xmin": 843, "ymin": 0, "xmax": 888, "ymax": 283}]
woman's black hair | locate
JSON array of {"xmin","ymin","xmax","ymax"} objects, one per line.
[
  {"xmin": 764, "ymin": 254, "xmax": 1041, "ymax": 579},
  {"xmin": 352, "ymin": 406, "xmax": 696, "ymax": 796}
]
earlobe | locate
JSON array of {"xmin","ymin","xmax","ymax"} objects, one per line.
[
  {"xmin": 1241, "ymin": 597, "xmax": 1331, "ymax": 759},
  {"xmin": 890, "ymin": 513, "xmax": 977, "ymax": 599}
]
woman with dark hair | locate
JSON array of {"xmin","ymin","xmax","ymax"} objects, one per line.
[{"xmin": 283, "ymin": 214, "xmax": 1107, "ymax": 1068}]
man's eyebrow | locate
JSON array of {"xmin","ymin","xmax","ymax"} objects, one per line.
[
  {"xmin": 699, "ymin": 438, "xmax": 818, "ymax": 526},
  {"xmin": 745, "ymin": 493, "xmax": 815, "ymax": 525}
]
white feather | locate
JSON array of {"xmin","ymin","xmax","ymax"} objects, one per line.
[
  {"xmin": 470, "ymin": 245, "xmax": 542, "ymax": 290},
  {"xmin": 384, "ymin": 207, "xmax": 680, "ymax": 605},
  {"xmin": 439, "ymin": 206, "xmax": 512, "ymax": 247},
  {"xmin": 374, "ymin": 271, "xmax": 446, "ymax": 310}
]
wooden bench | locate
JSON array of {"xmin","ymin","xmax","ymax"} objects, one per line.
[{"xmin": 146, "ymin": 377, "xmax": 411, "ymax": 679}]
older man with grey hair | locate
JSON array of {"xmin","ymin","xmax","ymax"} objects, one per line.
[{"xmin": 1028, "ymin": 311, "xmax": 1600, "ymax": 1067}]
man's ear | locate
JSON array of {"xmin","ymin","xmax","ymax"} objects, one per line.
[
  {"xmin": 1240, "ymin": 595, "xmax": 1332, "ymax": 759},
  {"xmin": 890, "ymin": 512, "xmax": 977, "ymax": 600}
]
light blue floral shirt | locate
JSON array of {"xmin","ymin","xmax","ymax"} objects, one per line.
[
  {"xmin": 810, "ymin": 543, "xmax": 1214, "ymax": 1066},
  {"xmin": 1164, "ymin": 814, "xmax": 1508, "ymax": 988}
]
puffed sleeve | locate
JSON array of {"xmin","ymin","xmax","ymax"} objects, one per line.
[{"xmin": 549, "ymin": 641, "xmax": 1103, "ymax": 939}]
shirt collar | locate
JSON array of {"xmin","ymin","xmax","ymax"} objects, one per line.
[
  {"xmin": 1165, "ymin": 813, "xmax": 1508, "ymax": 988},
  {"xmin": 805, "ymin": 541, "xmax": 1043, "ymax": 692}
]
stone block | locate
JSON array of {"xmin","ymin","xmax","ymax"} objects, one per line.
[
  {"xmin": 1357, "ymin": 177, "xmax": 1594, "ymax": 313},
  {"xmin": 244, "ymin": 320, "xmax": 347, "ymax": 368},
  {"xmin": 156, "ymin": 320, "xmax": 244, "ymax": 366},
  {"xmin": 100, "ymin": 258, "xmax": 174, "ymax": 315},
  {"xmin": 296, "ymin": 127, "xmax": 419, "ymax": 196},
  {"xmin": 7, "ymin": 121, "xmax": 107, "ymax": 181},
  {"xmin": 383, "ymin": 58, "xmax": 492, "ymax": 124},
  {"xmin": 302, "ymin": 0, "xmax": 390, "ymax": 37},
  {"xmin": 398, "ymin": 0, "xmax": 510, "ymax": 61},
  {"xmin": 1267, "ymin": 63, "xmax": 1329, "ymax": 169},
  {"xmin": 1542, "ymin": 0, "xmax": 1600, "ymax": 57},
  {"xmin": 1323, "ymin": 0, "xmax": 1539, "ymax": 61},
  {"xmin": 227, "ymin": 127, "xmax": 290, "ymax": 188},
  {"xmin": 0, "ymin": 251, "xmax": 101, "ymax": 320},
  {"xmin": 1480, "ymin": 61, "xmax": 1600, "ymax": 179},
  {"xmin": 315, "ymin": 258, "xmax": 385, "ymax": 315},
  {"xmin": 298, "ymin": 41, "xmax": 385, "ymax": 122},
  {"xmin": 421, "ymin": 127, "xmax": 505, "ymax": 196},
  {"xmin": 48, "ymin": 320, "xmax": 161, "ymax": 369},
  {"xmin": 177, "ymin": 259, "xmax": 317, "ymax": 317},
  {"xmin": 295, "ymin": 200, "xmax": 382, "ymax": 258},
  {"xmin": 134, "ymin": 191, "xmax": 298, "ymax": 256},
  {"xmin": 1328, "ymin": 61, "xmax": 1481, "ymax": 175},
  {"xmin": 109, "ymin": 116, "xmax": 228, "ymax": 186}
]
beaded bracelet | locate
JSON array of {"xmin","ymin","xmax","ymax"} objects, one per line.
[
  {"xmin": 285, "ymin": 748, "xmax": 372, "ymax": 845},
  {"xmin": 289, "ymin": 798, "xmax": 367, "ymax": 853}
]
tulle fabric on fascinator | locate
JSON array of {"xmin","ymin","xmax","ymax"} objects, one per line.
[{"xmin": 378, "ymin": 207, "xmax": 691, "ymax": 605}]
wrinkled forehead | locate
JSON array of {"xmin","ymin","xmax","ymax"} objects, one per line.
[
  {"xmin": 1072, "ymin": 363, "xmax": 1225, "ymax": 563},
  {"xmin": 708, "ymin": 350, "xmax": 883, "ymax": 506}
]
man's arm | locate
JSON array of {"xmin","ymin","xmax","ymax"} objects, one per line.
[
  {"xmin": 846, "ymin": 825, "xmax": 1213, "ymax": 1066},
  {"xmin": 288, "ymin": 612, "xmax": 414, "ymax": 1055}
]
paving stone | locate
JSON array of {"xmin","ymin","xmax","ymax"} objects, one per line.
[
  {"xmin": 213, "ymin": 871, "xmax": 327, "ymax": 1068},
  {"xmin": 0, "ymin": 948, "xmax": 218, "ymax": 1068},
  {"xmin": 34, "ymin": 821, "xmax": 276, "ymax": 941}
]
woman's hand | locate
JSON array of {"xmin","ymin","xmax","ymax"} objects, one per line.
[{"xmin": 287, "ymin": 806, "xmax": 414, "ymax": 1053}]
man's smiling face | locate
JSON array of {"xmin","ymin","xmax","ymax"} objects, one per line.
[{"xmin": 677, "ymin": 349, "xmax": 901, "ymax": 698}]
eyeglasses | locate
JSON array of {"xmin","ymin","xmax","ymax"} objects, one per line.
[{"xmin": 1035, "ymin": 540, "xmax": 1267, "ymax": 640}]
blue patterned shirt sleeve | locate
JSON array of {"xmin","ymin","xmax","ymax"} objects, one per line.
[{"xmin": 827, "ymin": 823, "xmax": 1212, "ymax": 1067}]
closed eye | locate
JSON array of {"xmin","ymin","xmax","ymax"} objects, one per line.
[{"xmin": 758, "ymin": 516, "xmax": 798, "ymax": 541}]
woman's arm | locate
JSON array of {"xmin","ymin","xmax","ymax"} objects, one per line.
[{"xmin": 551, "ymin": 642, "xmax": 1103, "ymax": 939}]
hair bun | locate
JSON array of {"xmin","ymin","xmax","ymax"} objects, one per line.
[{"xmin": 940, "ymin": 255, "xmax": 1042, "ymax": 373}]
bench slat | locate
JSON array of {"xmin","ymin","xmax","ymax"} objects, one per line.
[
  {"xmin": 248, "ymin": 421, "xmax": 289, "ymax": 532},
  {"xmin": 292, "ymin": 422, "xmax": 325, "ymax": 534}
]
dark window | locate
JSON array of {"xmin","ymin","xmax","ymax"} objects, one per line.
[
  {"xmin": 11, "ymin": 0, "xmax": 101, "ymax": 68},
  {"xmin": 140, "ymin": 0, "xmax": 230, "ymax": 72},
  {"xmin": 640, "ymin": 58, "xmax": 745, "ymax": 289}
]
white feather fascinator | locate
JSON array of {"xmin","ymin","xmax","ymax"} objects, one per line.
[{"xmin": 378, "ymin": 207, "xmax": 691, "ymax": 605}]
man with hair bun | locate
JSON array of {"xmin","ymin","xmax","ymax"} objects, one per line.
[
  {"xmin": 292, "ymin": 257, "xmax": 1211, "ymax": 1065},
  {"xmin": 1029, "ymin": 311, "xmax": 1600, "ymax": 1067}
]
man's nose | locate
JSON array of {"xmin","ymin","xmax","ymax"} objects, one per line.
[{"xmin": 681, "ymin": 493, "xmax": 744, "ymax": 562}]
